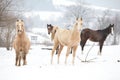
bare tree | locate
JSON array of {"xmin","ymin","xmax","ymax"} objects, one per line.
[
  {"xmin": 64, "ymin": 0, "xmax": 94, "ymax": 28},
  {"xmin": 97, "ymin": 9, "xmax": 111, "ymax": 29},
  {"xmin": 0, "ymin": 0, "xmax": 24, "ymax": 49},
  {"xmin": 112, "ymin": 13, "xmax": 120, "ymax": 45}
]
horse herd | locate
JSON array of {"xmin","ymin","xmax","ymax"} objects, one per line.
[{"xmin": 13, "ymin": 18, "xmax": 114, "ymax": 66}]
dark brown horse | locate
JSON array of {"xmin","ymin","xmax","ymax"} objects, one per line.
[{"xmin": 80, "ymin": 24, "xmax": 114, "ymax": 55}]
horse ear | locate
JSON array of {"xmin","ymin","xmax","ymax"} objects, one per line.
[
  {"xmin": 21, "ymin": 20, "xmax": 23, "ymax": 22},
  {"xmin": 112, "ymin": 24, "xmax": 114, "ymax": 26},
  {"xmin": 109, "ymin": 24, "xmax": 111, "ymax": 26},
  {"xmin": 76, "ymin": 17, "xmax": 78, "ymax": 20},
  {"xmin": 81, "ymin": 18, "xmax": 82, "ymax": 21}
]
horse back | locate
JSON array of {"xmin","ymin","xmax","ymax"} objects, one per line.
[{"xmin": 55, "ymin": 28, "xmax": 80, "ymax": 46}]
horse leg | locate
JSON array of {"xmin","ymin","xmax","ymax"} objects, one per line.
[
  {"xmin": 72, "ymin": 46, "xmax": 78, "ymax": 65},
  {"xmin": 70, "ymin": 47, "xmax": 72, "ymax": 54},
  {"xmin": 15, "ymin": 53, "xmax": 19, "ymax": 66},
  {"xmin": 51, "ymin": 42, "xmax": 59, "ymax": 64},
  {"xmin": 56, "ymin": 45, "xmax": 59, "ymax": 54},
  {"xmin": 18, "ymin": 54, "xmax": 21, "ymax": 66},
  {"xmin": 98, "ymin": 42, "xmax": 104, "ymax": 55},
  {"xmin": 57, "ymin": 45, "xmax": 63, "ymax": 64},
  {"xmin": 23, "ymin": 53, "xmax": 27, "ymax": 65},
  {"xmin": 80, "ymin": 39, "xmax": 87, "ymax": 54},
  {"xmin": 65, "ymin": 47, "xmax": 71, "ymax": 64}
]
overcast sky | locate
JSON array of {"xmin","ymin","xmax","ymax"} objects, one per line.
[
  {"xmin": 84, "ymin": 0, "xmax": 120, "ymax": 10},
  {"xmin": 53, "ymin": 0, "xmax": 120, "ymax": 9},
  {"xmin": 23, "ymin": 0, "xmax": 120, "ymax": 11},
  {"xmin": 23, "ymin": 0, "xmax": 120, "ymax": 21}
]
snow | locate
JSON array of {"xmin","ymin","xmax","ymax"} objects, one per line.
[{"xmin": 0, "ymin": 45, "xmax": 120, "ymax": 80}]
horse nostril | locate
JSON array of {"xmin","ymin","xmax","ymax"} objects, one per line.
[{"xmin": 18, "ymin": 30, "xmax": 22, "ymax": 33}]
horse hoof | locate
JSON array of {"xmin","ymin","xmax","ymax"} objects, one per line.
[
  {"xmin": 117, "ymin": 60, "xmax": 120, "ymax": 62},
  {"xmin": 23, "ymin": 63, "xmax": 27, "ymax": 66}
]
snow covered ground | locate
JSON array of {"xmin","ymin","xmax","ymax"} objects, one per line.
[{"xmin": 0, "ymin": 45, "xmax": 120, "ymax": 80}]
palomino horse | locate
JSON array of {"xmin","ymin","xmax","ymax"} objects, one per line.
[
  {"xmin": 47, "ymin": 24, "xmax": 72, "ymax": 54},
  {"xmin": 50, "ymin": 18, "xmax": 83, "ymax": 64},
  {"xmin": 80, "ymin": 24, "xmax": 114, "ymax": 55},
  {"xmin": 47, "ymin": 24, "xmax": 59, "ymax": 54},
  {"xmin": 13, "ymin": 19, "xmax": 30, "ymax": 66}
]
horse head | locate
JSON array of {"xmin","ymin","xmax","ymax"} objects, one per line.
[
  {"xmin": 75, "ymin": 18, "xmax": 83, "ymax": 30},
  {"xmin": 47, "ymin": 24, "xmax": 53, "ymax": 34},
  {"xmin": 16, "ymin": 19, "xmax": 25, "ymax": 35},
  {"xmin": 109, "ymin": 24, "xmax": 114, "ymax": 35}
]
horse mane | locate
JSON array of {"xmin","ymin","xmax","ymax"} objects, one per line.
[
  {"xmin": 51, "ymin": 26, "xmax": 58, "ymax": 41},
  {"xmin": 97, "ymin": 24, "xmax": 113, "ymax": 34}
]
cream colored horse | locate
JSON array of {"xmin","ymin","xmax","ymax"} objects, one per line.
[
  {"xmin": 50, "ymin": 18, "xmax": 83, "ymax": 64},
  {"xmin": 13, "ymin": 19, "xmax": 30, "ymax": 66}
]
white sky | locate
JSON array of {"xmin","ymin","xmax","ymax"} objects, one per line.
[
  {"xmin": 52, "ymin": 0, "xmax": 75, "ymax": 6},
  {"xmin": 52, "ymin": 0, "xmax": 120, "ymax": 10},
  {"xmin": 24, "ymin": 11, "xmax": 63, "ymax": 21}
]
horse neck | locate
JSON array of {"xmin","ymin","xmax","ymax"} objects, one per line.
[
  {"xmin": 17, "ymin": 32, "xmax": 26, "ymax": 39},
  {"xmin": 51, "ymin": 32, "xmax": 55, "ymax": 41},
  {"xmin": 71, "ymin": 23, "xmax": 81, "ymax": 35},
  {"xmin": 51, "ymin": 26, "xmax": 58, "ymax": 41},
  {"xmin": 102, "ymin": 27, "xmax": 110, "ymax": 35}
]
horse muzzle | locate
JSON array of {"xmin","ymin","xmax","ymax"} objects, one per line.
[
  {"xmin": 48, "ymin": 32, "xmax": 50, "ymax": 35},
  {"xmin": 111, "ymin": 27, "xmax": 114, "ymax": 35},
  {"xmin": 111, "ymin": 33, "xmax": 113, "ymax": 35},
  {"xmin": 18, "ymin": 30, "xmax": 22, "ymax": 32}
]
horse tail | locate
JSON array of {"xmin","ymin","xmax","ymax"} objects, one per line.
[{"xmin": 80, "ymin": 30, "xmax": 84, "ymax": 46}]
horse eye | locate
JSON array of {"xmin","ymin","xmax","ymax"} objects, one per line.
[{"xmin": 48, "ymin": 27, "xmax": 50, "ymax": 29}]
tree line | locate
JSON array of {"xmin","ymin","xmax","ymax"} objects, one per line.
[
  {"xmin": 0, "ymin": 0, "xmax": 24, "ymax": 50},
  {"xmin": 0, "ymin": 0, "xmax": 120, "ymax": 50}
]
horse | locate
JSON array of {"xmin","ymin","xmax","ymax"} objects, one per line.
[
  {"xmin": 47, "ymin": 24, "xmax": 59, "ymax": 54},
  {"xmin": 13, "ymin": 19, "xmax": 30, "ymax": 66},
  {"xmin": 47, "ymin": 24, "xmax": 72, "ymax": 54},
  {"xmin": 49, "ymin": 18, "xmax": 83, "ymax": 64},
  {"xmin": 80, "ymin": 24, "xmax": 114, "ymax": 55}
]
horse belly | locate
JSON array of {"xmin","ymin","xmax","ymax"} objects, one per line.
[
  {"xmin": 58, "ymin": 38, "xmax": 69, "ymax": 46},
  {"xmin": 58, "ymin": 34, "xmax": 70, "ymax": 46},
  {"xmin": 89, "ymin": 38, "xmax": 97, "ymax": 42},
  {"xmin": 19, "ymin": 51, "xmax": 23, "ymax": 58}
]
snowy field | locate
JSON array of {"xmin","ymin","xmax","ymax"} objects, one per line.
[{"xmin": 0, "ymin": 45, "xmax": 120, "ymax": 80}]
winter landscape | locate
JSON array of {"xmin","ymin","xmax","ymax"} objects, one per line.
[
  {"xmin": 0, "ymin": 0, "xmax": 120, "ymax": 80},
  {"xmin": 0, "ymin": 45, "xmax": 120, "ymax": 80}
]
